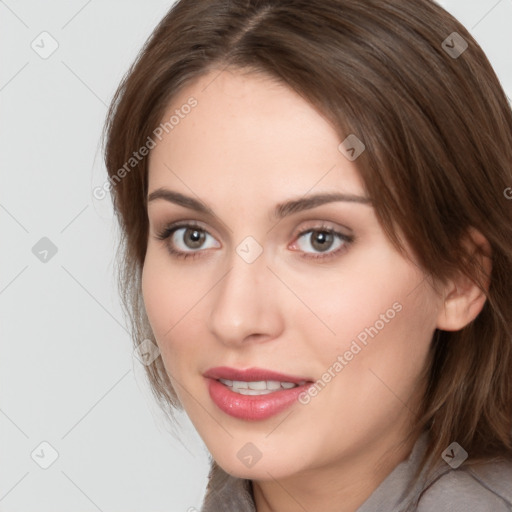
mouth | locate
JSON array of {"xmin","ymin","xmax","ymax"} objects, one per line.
[{"xmin": 203, "ymin": 366, "xmax": 314, "ymax": 420}]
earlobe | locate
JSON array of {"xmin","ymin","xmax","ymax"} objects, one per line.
[{"xmin": 435, "ymin": 227, "xmax": 492, "ymax": 332}]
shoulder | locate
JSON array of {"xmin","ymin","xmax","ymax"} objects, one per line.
[{"xmin": 416, "ymin": 458, "xmax": 512, "ymax": 511}]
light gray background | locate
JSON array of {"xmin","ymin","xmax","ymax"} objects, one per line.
[{"xmin": 1, "ymin": 1, "xmax": 511, "ymax": 511}]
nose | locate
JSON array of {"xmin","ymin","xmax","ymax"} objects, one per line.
[{"xmin": 207, "ymin": 246, "xmax": 284, "ymax": 347}]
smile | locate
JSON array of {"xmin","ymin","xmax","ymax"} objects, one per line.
[{"xmin": 204, "ymin": 367, "xmax": 314, "ymax": 420}]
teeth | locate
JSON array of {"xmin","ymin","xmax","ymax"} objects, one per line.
[
  {"xmin": 248, "ymin": 381, "xmax": 267, "ymax": 390},
  {"xmin": 219, "ymin": 379, "xmax": 302, "ymax": 394},
  {"xmin": 234, "ymin": 388, "xmax": 275, "ymax": 395}
]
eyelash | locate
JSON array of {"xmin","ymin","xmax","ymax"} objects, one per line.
[{"xmin": 154, "ymin": 222, "xmax": 354, "ymax": 262}]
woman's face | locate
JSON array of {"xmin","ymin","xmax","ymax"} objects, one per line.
[{"xmin": 142, "ymin": 69, "xmax": 443, "ymax": 480}]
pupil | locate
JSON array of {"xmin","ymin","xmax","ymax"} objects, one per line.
[
  {"xmin": 186, "ymin": 229, "xmax": 204, "ymax": 248},
  {"xmin": 312, "ymin": 231, "xmax": 332, "ymax": 252}
]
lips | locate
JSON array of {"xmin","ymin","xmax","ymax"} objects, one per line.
[
  {"xmin": 203, "ymin": 366, "xmax": 312, "ymax": 384},
  {"xmin": 204, "ymin": 366, "xmax": 314, "ymax": 421}
]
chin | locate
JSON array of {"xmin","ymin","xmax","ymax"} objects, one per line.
[{"xmin": 208, "ymin": 441, "xmax": 309, "ymax": 481}]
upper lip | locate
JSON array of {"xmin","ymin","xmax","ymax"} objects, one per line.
[{"xmin": 204, "ymin": 366, "xmax": 313, "ymax": 384}]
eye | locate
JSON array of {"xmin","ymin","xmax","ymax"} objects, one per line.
[
  {"xmin": 291, "ymin": 225, "xmax": 354, "ymax": 260},
  {"xmin": 155, "ymin": 222, "xmax": 220, "ymax": 260},
  {"xmin": 154, "ymin": 221, "xmax": 354, "ymax": 262}
]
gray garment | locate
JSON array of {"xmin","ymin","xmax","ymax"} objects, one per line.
[{"xmin": 200, "ymin": 432, "xmax": 512, "ymax": 511}]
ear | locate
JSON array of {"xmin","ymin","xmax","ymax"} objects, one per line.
[{"xmin": 436, "ymin": 227, "xmax": 492, "ymax": 332}]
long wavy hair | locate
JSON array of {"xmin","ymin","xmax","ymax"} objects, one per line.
[{"xmin": 102, "ymin": 0, "xmax": 512, "ymax": 486}]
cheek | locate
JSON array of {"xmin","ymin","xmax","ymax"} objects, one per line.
[
  {"xmin": 298, "ymin": 280, "xmax": 435, "ymax": 450},
  {"xmin": 141, "ymin": 249, "xmax": 207, "ymax": 370},
  {"xmin": 329, "ymin": 279, "xmax": 434, "ymax": 403},
  {"xmin": 297, "ymin": 250, "xmax": 436, "ymax": 407},
  {"xmin": 141, "ymin": 250, "xmax": 184, "ymax": 352},
  {"xmin": 294, "ymin": 248, "xmax": 422, "ymax": 351}
]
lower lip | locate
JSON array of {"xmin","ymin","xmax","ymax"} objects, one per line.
[{"xmin": 206, "ymin": 378, "xmax": 312, "ymax": 421}]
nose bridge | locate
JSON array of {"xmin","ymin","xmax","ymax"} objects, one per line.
[{"xmin": 208, "ymin": 242, "xmax": 282, "ymax": 345}]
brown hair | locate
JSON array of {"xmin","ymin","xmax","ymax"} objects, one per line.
[{"xmin": 103, "ymin": 0, "xmax": 512, "ymax": 487}]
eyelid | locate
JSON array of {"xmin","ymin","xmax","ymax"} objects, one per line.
[
  {"xmin": 154, "ymin": 219, "xmax": 218, "ymax": 241},
  {"xmin": 290, "ymin": 219, "xmax": 353, "ymax": 237},
  {"xmin": 149, "ymin": 207, "xmax": 231, "ymax": 241}
]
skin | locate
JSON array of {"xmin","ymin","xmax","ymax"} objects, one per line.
[{"xmin": 141, "ymin": 68, "xmax": 490, "ymax": 512}]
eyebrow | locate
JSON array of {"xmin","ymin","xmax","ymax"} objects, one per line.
[{"xmin": 147, "ymin": 188, "xmax": 372, "ymax": 220}]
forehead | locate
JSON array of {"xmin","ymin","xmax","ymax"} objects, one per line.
[{"xmin": 147, "ymin": 69, "xmax": 367, "ymax": 206}]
